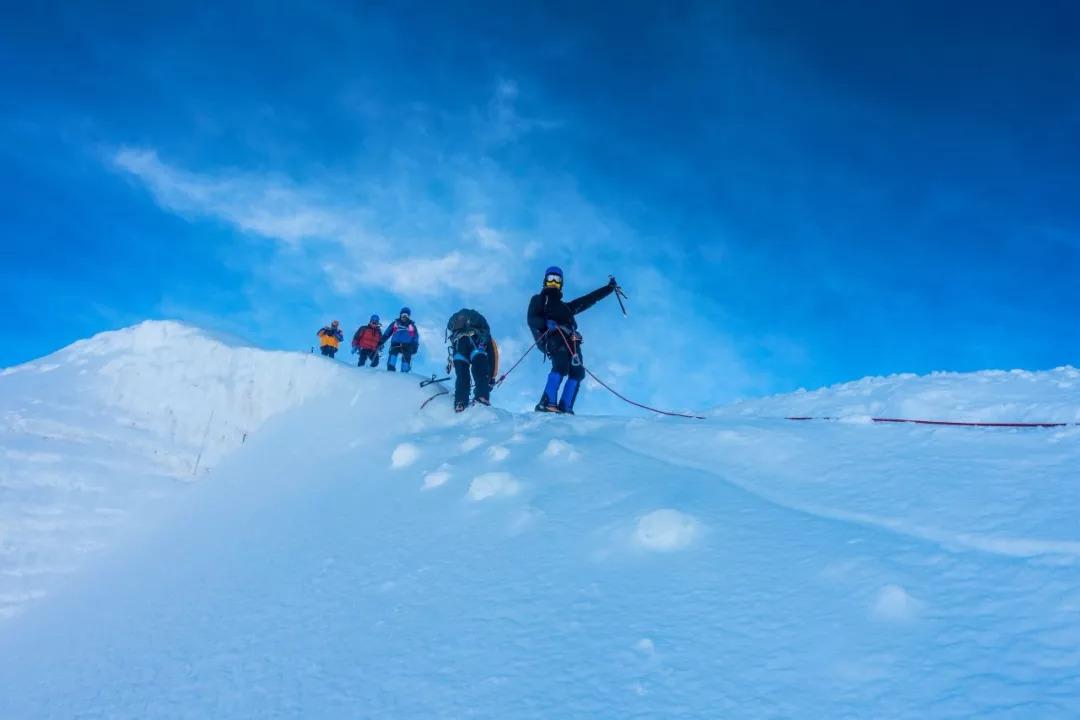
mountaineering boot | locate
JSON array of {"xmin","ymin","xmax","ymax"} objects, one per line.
[
  {"xmin": 475, "ymin": 396, "xmax": 490, "ymax": 406},
  {"xmin": 535, "ymin": 398, "xmax": 560, "ymax": 413},
  {"xmin": 455, "ymin": 402, "xmax": 467, "ymax": 413}
]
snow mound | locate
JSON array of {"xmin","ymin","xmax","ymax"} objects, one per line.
[
  {"xmin": 634, "ymin": 509, "xmax": 701, "ymax": 551},
  {"xmin": 421, "ymin": 466, "xmax": 451, "ymax": 490},
  {"xmin": 391, "ymin": 442, "xmax": 420, "ymax": 469},
  {"xmin": 467, "ymin": 472, "xmax": 520, "ymax": 501},
  {"xmin": 487, "ymin": 445, "xmax": 510, "ymax": 462},
  {"xmin": 872, "ymin": 584, "xmax": 921, "ymax": 622},
  {"xmin": 541, "ymin": 438, "xmax": 580, "ymax": 461},
  {"xmin": 460, "ymin": 436, "xmax": 486, "ymax": 452}
]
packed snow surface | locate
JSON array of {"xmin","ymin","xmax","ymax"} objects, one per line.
[{"xmin": 2, "ymin": 321, "xmax": 1079, "ymax": 718}]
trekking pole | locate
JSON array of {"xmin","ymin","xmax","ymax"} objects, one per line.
[{"xmin": 609, "ymin": 275, "xmax": 628, "ymax": 317}]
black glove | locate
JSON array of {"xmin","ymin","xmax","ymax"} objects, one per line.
[{"xmin": 608, "ymin": 276, "xmax": 618, "ymax": 288}]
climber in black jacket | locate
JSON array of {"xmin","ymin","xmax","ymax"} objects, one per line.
[{"xmin": 526, "ymin": 266, "xmax": 617, "ymax": 413}]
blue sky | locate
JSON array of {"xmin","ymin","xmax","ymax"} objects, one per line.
[{"xmin": 2, "ymin": 1, "xmax": 1078, "ymax": 412}]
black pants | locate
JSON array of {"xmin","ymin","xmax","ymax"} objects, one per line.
[
  {"xmin": 320, "ymin": 345, "xmax": 337, "ymax": 358},
  {"xmin": 453, "ymin": 335, "xmax": 491, "ymax": 406},
  {"xmin": 357, "ymin": 348, "xmax": 379, "ymax": 367},
  {"xmin": 549, "ymin": 340, "xmax": 585, "ymax": 380}
]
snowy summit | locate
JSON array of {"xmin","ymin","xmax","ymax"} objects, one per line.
[{"xmin": 1, "ymin": 321, "xmax": 1079, "ymax": 718}]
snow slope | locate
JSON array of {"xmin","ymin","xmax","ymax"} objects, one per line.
[{"xmin": 2, "ymin": 322, "xmax": 1079, "ymax": 718}]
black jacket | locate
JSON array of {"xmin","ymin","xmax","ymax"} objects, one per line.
[{"xmin": 527, "ymin": 283, "xmax": 614, "ymax": 340}]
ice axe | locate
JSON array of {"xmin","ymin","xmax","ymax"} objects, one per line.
[{"xmin": 609, "ymin": 275, "xmax": 629, "ymax": 317}]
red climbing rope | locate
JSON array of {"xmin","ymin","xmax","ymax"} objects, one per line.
[
  {"xmin": 554, "ymin": 327, "xmax": 706, "ymax": 420},
  {"xmin": 582, "ymin": 365, "xmax": 706, "ymax": 419},
  {"xmin": 492, "ymin": 330, "xmax": 549, "ymax": 390},
  {"xmin": 785, "ymin": 416, "xmax": 1075, "ymax": 429}
]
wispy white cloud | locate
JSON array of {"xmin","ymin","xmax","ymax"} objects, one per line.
[
  {"xmin": 326, "ymin": 251, "xmax": 496, "ymax": 298},
  {"xmin": 112, "ymin": 148, "xmax": 367, "ymax": 249},
  {"xmin": 484, "ymin": 78, "xmax": 563, "ymax": 145},
  {"xmin": 467, "ymin": 214, "xmax": 508, "ymax": 252},
  {"xmin": 111, "ymin": 147, "xmax": 517, "ymax": 298}
]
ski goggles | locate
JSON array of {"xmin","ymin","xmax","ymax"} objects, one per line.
[
  {"xmin": 544, "ymin": 274, "xmax": 563, "ymax": 288},
  {"xmin": 399, "ymin": 312, "xmax": 410, "ymax": 319}
]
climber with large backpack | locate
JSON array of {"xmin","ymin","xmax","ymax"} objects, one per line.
[
  {"xmin": 445, "ymin": 308, "xmax": 499, "ymax": 413},
  {"xmin": 526, "ymin": 266, "xmax": 617, "ymax": 414}
]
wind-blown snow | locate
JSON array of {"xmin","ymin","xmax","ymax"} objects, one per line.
[{"xmin": 1, "ymin": 321, "xmax": 1079, "ymax": 718}]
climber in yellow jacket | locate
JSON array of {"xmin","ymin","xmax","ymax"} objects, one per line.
[{"xmin": 317, "ymin": 320, "xmax": 344, "ymax": 358}]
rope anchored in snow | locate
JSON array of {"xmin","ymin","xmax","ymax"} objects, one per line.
[
  {"xmin": 417, "ymin": 374, "xmax": 453, "ymax": 410},
  {"xmin": 420, "ymin": 389, "xmax": 449, "ymax": 409}
]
